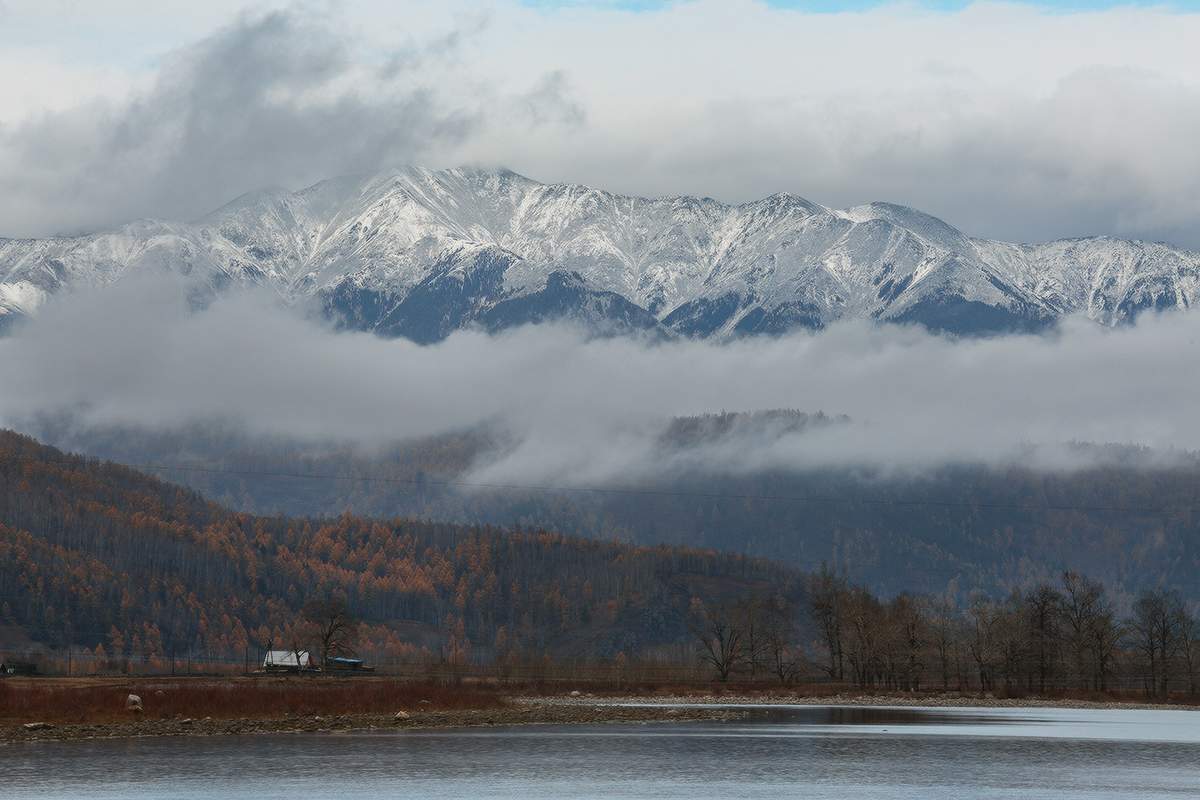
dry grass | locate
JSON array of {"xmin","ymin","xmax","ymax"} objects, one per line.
[{"xmin": 0, "ymin": 676, "xmax": 504, "ymax": 724}]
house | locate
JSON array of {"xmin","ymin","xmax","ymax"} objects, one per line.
[
  {"xmin": 0, "ymin": 661, "xmax": 38, "ymax": 676},
  {"xmin": 327, "ymin": 656, "xmax": 375, "ymax": 672},
  {"xmin": 262, "ymin": 650, "xmax": 314, "ymax": 672}
]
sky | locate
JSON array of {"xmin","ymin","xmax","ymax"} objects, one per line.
[{"xmin": 2, "ymin": 0, "xmax": 1200, "ymax": 246}]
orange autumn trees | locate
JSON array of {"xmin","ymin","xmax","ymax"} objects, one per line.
[{"xmin": 0, "ymin": 430, "xmax": 803, "ymax": 669}]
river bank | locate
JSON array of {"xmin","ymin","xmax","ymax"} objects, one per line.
[
  {"xmin": 2, "ymin": 698, "xmax": 747, "ymax": 744},
  {"xmin": 7, "ymin": 682, "xmax": 1197, "ymax": 744}
]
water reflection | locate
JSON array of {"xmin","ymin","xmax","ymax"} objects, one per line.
[
  {"xmin": 703, "ymin": 704, "xmax": 1033, "ymax": 727},
  {"xmin": 612, "ymin": 703, "xmax": 1198, "ymax": 743},
  {"xmin": 3, "ymin": 705, "xmax": 1198, "ymax": 800}
]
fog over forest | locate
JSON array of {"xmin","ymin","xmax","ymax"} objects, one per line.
[{"xmin": 1, "ymin": 274, "xmax": 1197, "ymax": 485}]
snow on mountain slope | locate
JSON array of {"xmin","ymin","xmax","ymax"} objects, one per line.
[
  {"xmin": 3, "ymin": 166, "xmax": 1199, "ymax": 341},
  {"xmin": 0, "ymin": 279, "xmax": 47, "ymax": 332}
]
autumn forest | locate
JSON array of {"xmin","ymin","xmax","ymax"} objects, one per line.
[{"xmin": 2, "ymin": 427, "xmax": 1199, "ymax": 698}]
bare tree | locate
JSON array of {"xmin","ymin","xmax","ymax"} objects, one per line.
[
  {"xmin": 925, "ymin": 595, "xmax": 963, "ymax": 691},
  {"xmin": 808, "ymin": 565, "xmax": 847, "ymax": 681},
  {"xmin": 1060, "ymin": 571, "xmax": 1104, "ymax": 687},
  {"xmin": 689, "ymin": 600, "xmax": 745, "ymax": 682},
  {"xmin": 968, "ymin": 597, "xmax": 1000, "ymax": 692},
  {"xmin": 1087, "ymin": 602, "xmax": 1120, "ymax": 692},
  {"xmin": 760, "ymin": 595, "xmax": 802, "ymax": 685},
  {"xmin": 843, "ymin": 587, "xmax": 884, "ymax": 689},
  {"xmin": 882, "ymin": 594, "xmax": 926, "ymax": 692},
  {"xmin": 1177, "ymin": 604, "xmax": 1199, "ymax": 697},
  {"xmin": 741, "ymin": 597, "xmax": 768, "ymax": 681},
  {"xmin": 1023, "ymin": 583, "xmax": 1062, "ymax": 694},
  {"xmin": 1129, "ymin": 589, "xmax": 1184, "ymax": 698},
  {"xmin": 302, "ymin": 594, "xmax": 359, "ymax": 670},
  {"xmin": 992, "ymin": 595, "xmax": 1027, "ymax": 694}
]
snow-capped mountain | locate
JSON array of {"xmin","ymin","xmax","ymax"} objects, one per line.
[{"xmin": 2, "ymin": 166, "xmax": 1198, "ymax": 340}]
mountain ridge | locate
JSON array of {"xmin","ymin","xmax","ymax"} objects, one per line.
[{"xmin": 3, "ymin": 165, "xmax": 1199, "ymax": 341}]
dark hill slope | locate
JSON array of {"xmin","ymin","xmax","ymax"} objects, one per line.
[
  {"xmin": 0, "ymin": 430, "xmax": 802, "ymax": 665},
  {"xmin": 27, "ymin": 419, "xmax": 1200, "ymax": 604}
]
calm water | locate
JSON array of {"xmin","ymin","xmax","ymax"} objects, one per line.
[{"xmin": 3, "ymin": 705, "xmax": 1199, "ymax": 799}]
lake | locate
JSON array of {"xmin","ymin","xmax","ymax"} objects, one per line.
[{"xmin": 3, "ymin": 705, "xmax": 1199, "ymax": 799}]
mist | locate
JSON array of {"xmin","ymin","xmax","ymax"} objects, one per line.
[{"xmin": 2, "ymin": 275, "xmax": 1198, "ymax": 486}]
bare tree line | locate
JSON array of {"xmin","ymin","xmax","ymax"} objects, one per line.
[
  {"xmin": 693, "ymin": 567, "xmax": 1200, "ymax": 698},
  {"xmin": 689, "ymin": 594, "xmax": 804, "ymax": 685}
]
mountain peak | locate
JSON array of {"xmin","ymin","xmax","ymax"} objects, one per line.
[
  {"xmin": 839, "ymin": 201, "xmax": 972, "ymax": 252},
  {"xmin": 748, "ymin": 191, "xmax": 826, "ymax": 216},
  {"xmin": 4, "ymin": 168, "xmax": 1199, "ymax": 342}
]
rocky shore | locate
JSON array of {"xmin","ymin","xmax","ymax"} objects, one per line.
[{"xmin": 2, "ymin": 698, "xmax": 747, "ymax": 744}]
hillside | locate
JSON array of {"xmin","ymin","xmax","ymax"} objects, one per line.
[
  {"xmin": 0, "ymin": 430, "xmax": 803, "ymax": 669},
  {"xmin": 4, "ymin": 167, "xmax": 1200, "ymax": 340},
  {"xmin": 25, "ymin": 418, "xmax": 1200, "ymax": 605}
]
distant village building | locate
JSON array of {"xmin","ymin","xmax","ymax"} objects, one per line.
[
  {"xmin": 262, "ymin": 650, "xmax": 314, "ymax": 672},
  {"xmin": 327, "ymin": 656, "xmax": 375, "ymax": 672},
  {"xmin": 0, "ymin": 661, "xmax": 38, "ymax": 676}
]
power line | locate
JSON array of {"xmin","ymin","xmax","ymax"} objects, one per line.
[{"xmin": 3, "ymin": 452, "xmax": 1198, "ymax": 516}]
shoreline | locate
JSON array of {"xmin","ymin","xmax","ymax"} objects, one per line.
[
  {"xmin": 547, "ymin": 691, "xmax": 1200, "ymax": 712},
  {"xmin": 1, "ymin": 700, "xmax": 746, "ymax": 744},
  {"xmin": 6, "ymin": 691, "xmax": 1197, "ymax": 744}
]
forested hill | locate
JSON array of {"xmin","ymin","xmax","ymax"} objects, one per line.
[
  {"xmin": 28, "ymin": 418, "xmax": 1200, "ymax": 604},
  {"xmin": 0, "ymin": 430, "xmax": 803, "ymax": 667}
]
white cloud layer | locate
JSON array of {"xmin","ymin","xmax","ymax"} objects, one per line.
[
  {"xmin": 3, "ymin": 276, "xmax": 1200, "ymax": 485},
  {"xmin": 2, "ymin": 1, "xmax": 1200, "ymax": 245}
]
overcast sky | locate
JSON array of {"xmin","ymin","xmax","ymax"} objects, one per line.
[{"xmin": 2, "ymin": 0, "xmax": 1200, "ymax": 246}]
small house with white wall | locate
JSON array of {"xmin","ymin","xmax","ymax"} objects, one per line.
[{"xmin": 262, "ymin": 650, "xmax": 313, "ymax": 672}]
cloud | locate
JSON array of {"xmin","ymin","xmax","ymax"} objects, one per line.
[
  {"xmin": 5, "ymin": 1, "xmax": 1200, "ymax": 245},
  {"xmin": 3, "ymin": 276, "xmax": 1200, "ymax": 486},
  {"xmin": 0, "ymin": 8, "xmax": 480, "ymax": 236},
  {"xmin": 515, "ymin": 70, "xmax": 587, "ymax": 127},
  {"xmin": 452, "ymin": 0, "xmax": 1200, "ymax": 246}
]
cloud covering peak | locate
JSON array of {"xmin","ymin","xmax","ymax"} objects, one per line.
[{"xmin": 3, "ymin": 1, "xmax": 1200, "ymax": 246}]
